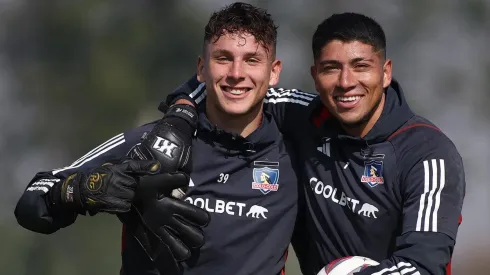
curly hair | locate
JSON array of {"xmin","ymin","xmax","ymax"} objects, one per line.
[{"xmin": 203, "ymin": 2, "xmax": 278, "ymax": 58}]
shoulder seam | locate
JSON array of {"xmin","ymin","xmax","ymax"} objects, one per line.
[
  {"xmin": 388, "ymin": 123, "xmax": 441, "ymax": 203},
  {"xmin": 387, "ymin": 123, "xmax": 441, "ymax": 141}
]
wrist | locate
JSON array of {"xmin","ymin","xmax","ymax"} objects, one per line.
[
  {"xmin": 56, "ymin": 173, "xmax": 85, "ymax": 214},
  {"xmin": 47, "ymin": 181, "xmax": 63, "ymax": 211},
  {"xmin": 163, "ymin": 104, "xmax": 198, "ymax": 136},
  {"xmin": 175, "ymin": 99, "xmax": 195, "ymax": 107}
]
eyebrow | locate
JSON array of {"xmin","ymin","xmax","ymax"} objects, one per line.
[
  {"xmin": 351, "ymin": 57, "xmax": 375, "ymax": 63},
  {"xmin": 211, "ymin": 49, "xmax": 231, "ymax": 56},
  {"xmin": 319, "ymin": 57, "xmax": 375, "ymax": 66},
  {"xmin": 211, "ymin": 49, "xmax": 266, "ymax": 58}
]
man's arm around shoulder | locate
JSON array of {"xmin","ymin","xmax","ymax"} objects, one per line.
[{"xmin": 165, "ymin": 74, "xmax": 319, "ymax": 138}]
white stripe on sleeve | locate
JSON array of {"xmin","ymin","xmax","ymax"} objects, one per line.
[
  {"xmin": 26, "ymin": 186, "xmax": 50, "ymax": 193},
  {"xmin": 415, "ymin": 160, "xmax": 430, "ymax": 231},
  {"xmin": 423, "ymin": 159, "xmax": 438, "ymax": 231},
  {"xmin": 415, "ymin": 159, "xmax": 446, "ymax": 232},
  {"xmin": 70, "ymin": 133, "xmax": 124, "ymax": 167},
  {"xmin": 267, "ymin": 88, "xmax": 317, "ymax": 101},
  {"xmin": 189, "ymin": 82, "xmax": 206, "ymax": 98},
  {"xmin": 432, "ymin": 159, "xmax": 445, "ymax": 232},
  {"xmin": 52, "ymin": 136, "xmax": 126, "ymax": 175},
  {"xmin": 371, "ymin": 262, "xmax": 418, "ymax": 275},
  {"xmin": 195, "ymin": 89, "xmax": 207, "ymax": 104},
  {"xmin": 263, "ymin": 97, "xmax": 311, "ymax": 106}
]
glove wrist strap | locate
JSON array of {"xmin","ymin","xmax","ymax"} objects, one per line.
[
  {"xmin": 164, "ymin": 104, "xmax": 198, "ymax": 131},
  {"xmin": 59, "ymin": 173, "xmax": 86, "ymax": 214}
]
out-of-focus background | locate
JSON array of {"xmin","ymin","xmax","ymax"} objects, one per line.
[{"xmin": 1, "ymin": 0, "xmax": 488, "ymax": 274}]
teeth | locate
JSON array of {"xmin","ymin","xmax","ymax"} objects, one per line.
[
  {"xmin": 230, "ymin": 89, "xmax": 245, "ymax": 95},
  {"xmin": 336, "ymin": 96, "xmax": 361, "ymax": 102},
  {"xmin": 225, "ymin": 87, "xmax": 248, "ymax": 95}
]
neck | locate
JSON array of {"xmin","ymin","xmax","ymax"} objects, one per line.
[
  {"xmin": 342, "ymin": 93, "xmax": 385, "ymax": 137},
  {"xmin": 205, "ymin": 101, "xmax": 263, "ymax": 138}
]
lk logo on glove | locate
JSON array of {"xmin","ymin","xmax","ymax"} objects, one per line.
[{"xmin": 152, "ymin": 136, "xmax": 179, "ymax": 158}]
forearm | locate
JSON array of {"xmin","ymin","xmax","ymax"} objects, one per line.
[
  {"xmin": 175, "ymin": 98, "xmax": 195, "ymax": 107},
  {"xmin": 164, "ymin": 74, "xmax": 318, "ymax": 139},
  {"xmin": 356, "ymin": 232, "xmax": 454, "ymax": 275},
  {"xmin": 14, "ymin": 173, "xmax": 78, "ymax": 234},
  {"xmin": 165, "ymin": 74, "xmax": 203, "ymax": 107}
]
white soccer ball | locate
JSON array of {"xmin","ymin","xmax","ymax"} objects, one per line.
[{"xmin": 317, "ymin": 256, "xmax": 380, "ymax": 275}]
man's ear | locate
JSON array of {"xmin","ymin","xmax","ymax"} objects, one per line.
[
  {"xmin": 310, "ymin": 64, "xmax": 321, "ymax": 91},
  {"xmin": 197, "ymin": 55, "xmax": 205, "ymax": 82},
  {"xmin": 382, "ymin": 59, "xmax": 392, "ymax": 88},
  {"xmin": 268, "ymin": 59, "xmax": 282, "ymax": 86}
]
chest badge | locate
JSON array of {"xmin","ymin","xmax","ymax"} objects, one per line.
[
  {"xmin": 361, "ymin": 160, "xmax": 385, "ymax": 187},
  {"xmin": 252, "ymin": 161, "xmax": 280, "ymax": 195}
]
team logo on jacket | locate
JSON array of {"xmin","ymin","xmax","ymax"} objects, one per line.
[
  {"xmin": 252, "ymin": 161, "xmax": 280, "ymax": 194},
  {"xmin": 361, "ymin": 160, "xmax": 384, "ymax": 187}
]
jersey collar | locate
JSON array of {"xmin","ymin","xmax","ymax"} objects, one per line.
[{"xmin": 197, "ymin": 105, "xmax": 278, "ymax": 155}]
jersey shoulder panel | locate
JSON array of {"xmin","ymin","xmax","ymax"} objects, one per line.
[
  {"xmin": 388, "ymin": 115, "xmax": 461, "ymax": 168},
  {"xmin": 51, "ymin": 121, "xmax": 157, "ymax": 176}
]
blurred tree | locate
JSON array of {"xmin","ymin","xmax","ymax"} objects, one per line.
[{"xmin": 1, "ymin": 1, "xmax": 204, "ymax": 274}]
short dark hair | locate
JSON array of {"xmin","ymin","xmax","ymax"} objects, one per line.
[
  {"xmin": 203, "ymin": 2, "xmax": 278, "ymax": 57},
  {"xmin": 312, "ymin": 13, "xmax": 386, "ymax": 59}
]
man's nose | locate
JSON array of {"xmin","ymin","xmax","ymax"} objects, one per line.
[{"xmin": 227, "ymin": 61, "xmax": 245, "ymax": 81}]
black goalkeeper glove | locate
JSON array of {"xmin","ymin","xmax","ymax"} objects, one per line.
[
  {"xmin": 120, "ymin": 173, "xmax": 210, "ymax": 275},
  {"xmin": 128, "ymin": 103, "xmax": 197, "ymax": 199},
  {"xmin": 122, "ymin": 103, "xmax": 207, "ymax": 275},
  {"xmin": 129, "ymin": 103, "xmax": 197, "ymax": 175},
  {"xmin": 49, "ymin": 159, "xmax": 161, "ymax": 215}
]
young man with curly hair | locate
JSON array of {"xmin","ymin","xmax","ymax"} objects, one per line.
[{"xmin": 16, "ymin": 2, "xmax": 301, "ymax": 275}]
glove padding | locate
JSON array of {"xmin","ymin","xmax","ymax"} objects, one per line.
[
  {"xmin": 120, "ymin": 173, "xmax": 210, "ymax": 275},
  {"xmin": 123, "ymin": 103, "xmax": 202, "ymax": 274},
  {"xmin": 54, "ymin": 159, "xmax": 161, "ymax": 215},
  {"xmin": 129, "ymin": 104, "xmax": 197, "ymax": 175}
]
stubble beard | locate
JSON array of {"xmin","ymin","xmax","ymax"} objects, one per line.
[{"xmin": 339, "ymin": 93, "xmax": 384, "ymax": 131}]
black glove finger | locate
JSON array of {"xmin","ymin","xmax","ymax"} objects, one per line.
[
  {"xmin": 157, "ymin": 226, "xmax": 191, "ymax": 262},
  {"xmin": 138, "ymin": 172, "xmax": 189, "ymax": 197},
  {"xmin": 131, "ymin": 221, "xmax": 183, "ymax": 275},
  {"xmin": 121, "ymin": 160, "xmax": 161, "ymax": 176},
  {"xmin": 153, "ymin": 245, "xmax": 183, "ymax": 275},
  {"xmin": 168, "ymin": 215, "xmax": 205, "ymax": 249},
  {"xmin": 96, "ymin": 197, "xmax": 131, "ymax": 213},
  {"xmin": 168, "ymin": 198, "xmax": 210, "ymax": 227}
]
